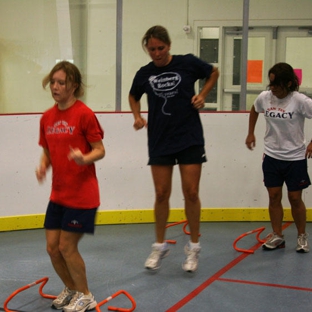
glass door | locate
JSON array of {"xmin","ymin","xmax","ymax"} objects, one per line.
[
  {"xmin": 276, "ymin": 27, "xmax": 312, "ymax": 98},
  {"xmin": 198, "ymin": 24, "xmax": 312, "ymax": 111},
  {"xmin": 222, "ymin": 27, "xmax": 273, "ymax": 111}
]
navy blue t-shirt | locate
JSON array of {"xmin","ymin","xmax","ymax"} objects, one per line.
[{"xmin": 129, "ymin": 54, "xmax": 213, "ymax": 157}]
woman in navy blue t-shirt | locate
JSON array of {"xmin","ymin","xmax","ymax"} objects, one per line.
[{"xmin": 129, "ymin": 25, "xmax": 219, "ymax": 272}]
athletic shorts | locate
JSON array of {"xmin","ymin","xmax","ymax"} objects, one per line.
[
  {"xmin": 148, "ymin": 145, "xmax": 207, "ymax": 166},
  {"xmin": 262, "ymin": 154, "xmax": 311, "ymax": 191},
  {"xmin": 44, "ymin": 201, "xmax": 98, "ymax": 234}
]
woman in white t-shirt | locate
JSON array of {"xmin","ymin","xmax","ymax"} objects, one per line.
[{"xmin": 246, "ymin": 62, "xmax": 312, "ymax": 253}]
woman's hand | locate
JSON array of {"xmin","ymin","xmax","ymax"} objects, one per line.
[
  {"xmin": 306, "ymin": 142, "xmax": 312, "ymax": 158},
  {"xmin": 35, "ymin": 165, "xmax": 47, "ymax": 184},
  {"xmin": 68, "ymin": 146, "xmax": 85, "ymax": 165},
  {"xmin": 191, "ymin": 95, "xmax": 205, "ymax": 110},
  {"xmin": 133, "ymin": 116, "xmax": 147, "ymax": 130},
  {"xmin": 245, "ymin": 134, "xmax": 256, "ymax": 150}
]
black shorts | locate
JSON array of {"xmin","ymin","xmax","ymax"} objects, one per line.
[
  {"xmin": 44, "ymin": 201, "xmax": 98, "ymax": 234},
  {"xmin": 262, "ymin": 154, "xmax": 311, "ymax": 191},
  {"xmin": 148, "ymin": 145, "xmax": 207, "ymax": 166}
]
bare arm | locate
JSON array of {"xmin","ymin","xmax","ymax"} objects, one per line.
[
  {"xmin": 192, "ymin": 66, "xmax": 220, "ymax": 109},
  {"xmin": 129, "ymin": 93, "xmax": 147, "ymax": 130},
  {"xmin": 245, "ymin": 105, "xmax": 259, "ymax": 150},
  {"xmin": 68, "ymin": 140, "xmax": 105, "ymax": 165},
  {"xmin": 305, "ymin": 141, "xmax": 312, "ymax": 158},
  {"xmin": 36, "ymin": 148, "xmax": 51, "ymax": 183}
]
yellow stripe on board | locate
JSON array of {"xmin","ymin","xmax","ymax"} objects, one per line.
[{"xmin": 0, "ymin": 208, "xmax": 311, "ymax": 232}]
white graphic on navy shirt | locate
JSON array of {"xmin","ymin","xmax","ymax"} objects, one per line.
[{"xmin": 149, "ymin": 72, "xmax": 181, "ymax": 116}]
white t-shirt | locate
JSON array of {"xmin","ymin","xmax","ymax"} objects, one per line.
[{"xmin": 254, "ymin": 91, "xmax": 312, "ymax": 160}]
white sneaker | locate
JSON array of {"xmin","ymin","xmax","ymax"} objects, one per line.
[
  {"xmin": 63, "ymin": 292, "xmax": 97, "ymax": 312},
  {"xmin": 296, "ymin": 233, "xmax": 309, "ymax": 253},
  {"xmin": 182, "ymin": 243, "xmax": 201, "ymax": 272},
  {"xmin": 145, "ymin": 242, "xmax": 170, "ymax": 270},
  {"xmin": 262, "ymin": 232, "xmax": 285, "ymax": 250},
  {"xmin": 51, "ymin": 287, "xmax": 76, "ymax": 310}
]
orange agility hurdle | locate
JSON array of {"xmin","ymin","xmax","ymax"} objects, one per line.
[
  {"xmin": 165, "ymin": 220, "xmax": 201, "ymax": 244},
  {"xmin": 233, "ymin": 227, "xmax": 266, "ymax": 254},
  {"xmin": 95, "ymin": 290, "xmax": 136, "ymax": 312},
  {"xmin": 4, "ymin": 276, "xmax": 56, "ymax": 312}
]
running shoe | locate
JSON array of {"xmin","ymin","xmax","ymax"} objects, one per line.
[
  {"xmin": 296, "ymin": 233, "xmax": 309, "ymax": 253},
  {"xmin": 145, "ymin": 242, "xmax": 170, "ymax": 270},
  {"xmin": 51, "ymin": 287, "xmax": 76, "ymax": 310},
  {"xmin": 182, "ymin": 242, "xmax": 201, "ymax": 272},
  {"xmin": 262, "ymin": 232, "xmax": 285, "ymax": 250},
  {"xmin": 63, "ymin": 292, "xmax": 97, "ymax": 312}
]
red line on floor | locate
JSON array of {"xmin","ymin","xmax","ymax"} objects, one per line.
[
  {"xmin": 218, "ymin": 277, "xmax": 312, "ymax": 292},
  {"xmin": 165, "ymin": 245, "xmax": 258, "ymax": 312},
  {"xmin": 166, "ymin": 222, "xmax": 293, "ymax": 312}
]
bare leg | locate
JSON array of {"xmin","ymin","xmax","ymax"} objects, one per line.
[
  {"xmin": 266, "ymin": 187, "xmax": 284, "ymax": 236},
  {"xmin": 179, "ymin": 164, "xmax": 202, "ymax": 243},
  {"xmin": 46, "ymin": 229, "xmax": 90, "ymax": 294},
  {"xmin": 46, "ymin": 229, "xmax": 76, "ymax": 290},
  {"xmin": 288, "ymin": 190, "xmax": 306, "ymax": 235},
  {"xmin": 150, "ymin": 165, "xmax": 173, "ymax": 243}
]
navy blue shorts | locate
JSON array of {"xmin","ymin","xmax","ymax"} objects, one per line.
[
  {"xmin": 148, "ymin": 145, "xmax": 207, "ymax": 166},
  {"xmin": 262, "ymin": 154, "xmax": 311, "ymax": 191},
  {"xmin": 44, "ymin": 201, "xmax": 98, "ymax": 234}
]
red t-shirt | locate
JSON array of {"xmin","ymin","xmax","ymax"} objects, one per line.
[{"xmin": 39, "ymin": 100, "xmax": 104, "ymax": 208}]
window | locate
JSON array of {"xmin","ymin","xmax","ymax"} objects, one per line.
[
  {"xmin": 1, "ymin": 1, "xmax": 312, "ymax": 114},
  {"xmin": 198, "ymin": 24, "xmax": 312, "ymax": 111},
  {"xmin": 0, "ymin": 0, "xmax": 117, "ymax": 114},
  {"xmin": 199, "ymin": 28, "xmax": 219, "ymax": 111}
]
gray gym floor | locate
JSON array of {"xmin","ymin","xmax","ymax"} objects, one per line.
[{"xmin": 1, "ymin": 221, "xmax": 312, "ymax": 311}]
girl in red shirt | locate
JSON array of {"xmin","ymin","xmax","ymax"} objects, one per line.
[{"xmin": 36, "ymin": 61, "xmax": 105, "ymax": 312}]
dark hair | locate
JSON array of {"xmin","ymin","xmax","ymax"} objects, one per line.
[
  {"xmin": 268, "ymin": 62, "xmax": 299, "ymax": 92},
  {"xmin": 141, "ymin": 25, "xmax": 171, "ymax": 51},
  {"xmin": 42, "ymin": 61, "xmax": 84, "ymax": 98}
]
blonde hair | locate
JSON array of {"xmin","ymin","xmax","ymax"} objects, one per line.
[{"xmin": 42, "ymin": 61, "xmax": 84, "ymax": 98}]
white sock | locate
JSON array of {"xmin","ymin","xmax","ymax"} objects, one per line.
[
  {"xmin": 153, "ymin": 242, "xmax": 166, "ymax": 250},
  {"xmin": 189, "ymin": 241, "xmax": 200, "ymax": 249}
]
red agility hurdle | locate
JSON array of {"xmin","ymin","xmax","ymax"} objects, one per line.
[
  {"xmin": 3, "ymin": 276, "xmax": 56, "ymax": 312},
  {"xmin": 4, "ymin": 277, "xmax": 136, "ymax": 312},
  {"xmin": 95, "ymin": 290, "xmax": 136, "ymax": 312},
  {"xmin": 165, "ymin": 220, "xmax": 201, "ymax": 244},
  {"xmin": 233, "ymin": 227, "xmax": 266, "ymax": 254}
]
